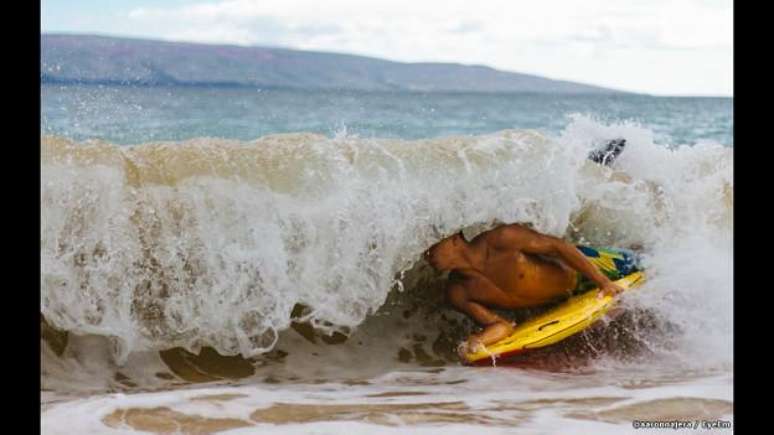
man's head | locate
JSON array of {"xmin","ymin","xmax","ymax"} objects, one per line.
[{"xmin": 424, "ymin": 231, "xmax": 467, "ymax": 271}]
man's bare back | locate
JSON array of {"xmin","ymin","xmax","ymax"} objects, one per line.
[{"xmin": 424, "ymin": 224, "xmax": 624, "ymax": 354}]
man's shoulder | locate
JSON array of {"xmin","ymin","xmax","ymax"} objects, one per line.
[
  {"xmin": 485, "ymin": 223, "xmax": 535, "ymax": 245},
  {"xmin": 490, "ymin": 222, "xmax": 532, "ymax": 235}
]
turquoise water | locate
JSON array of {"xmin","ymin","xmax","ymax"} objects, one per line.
[{"xmin": 41, "ymin": 85, "xmax": 732, "ymax": 146}]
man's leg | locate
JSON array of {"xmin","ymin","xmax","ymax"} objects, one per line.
[{"xmin": 447, "ymin": 284, "xmax": 515, "ymax": 351}]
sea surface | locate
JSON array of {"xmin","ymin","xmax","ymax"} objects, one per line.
[{"xmin": 41, "ymin": 85, "xmax": 733, "ymax": 434}]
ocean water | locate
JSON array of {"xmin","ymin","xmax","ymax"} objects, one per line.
[
  {"xmin": 41, "ymin": 85, "xmax": 733, "ymax": 434},
  {"xmin": 42, "ymin": 85, "xmax": 732, "ymax": 146}
]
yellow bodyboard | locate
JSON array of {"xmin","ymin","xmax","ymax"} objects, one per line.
[{"xmin": 462, "ymin": 271, "xmax": 646, "ymax": 365}]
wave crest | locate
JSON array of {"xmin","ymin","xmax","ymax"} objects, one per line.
[{"xmin": 41, "ymin": 120, "xmax": 732, "ymax": 365}]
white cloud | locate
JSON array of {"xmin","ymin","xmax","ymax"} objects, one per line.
[{"xmin": 116, "ymin": 0, "xmax": 733, "ymax": 95}]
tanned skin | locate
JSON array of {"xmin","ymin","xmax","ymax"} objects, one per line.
[{"xmin": 424, "ymin": 223, "xmax": 624, "ymax": 354}]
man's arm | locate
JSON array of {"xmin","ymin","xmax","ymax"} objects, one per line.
[{"xmin": 492, "ymin": 224, "xmax": 623, "ymax": 296}]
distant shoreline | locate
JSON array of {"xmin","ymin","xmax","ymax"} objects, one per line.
[
  {"xmin": 42, "ymin": 81, "xmax": 734, "ymax": 99},
  {"xmin": 42, "ymin": 33, "xmax": 634, "ymax": 95}
]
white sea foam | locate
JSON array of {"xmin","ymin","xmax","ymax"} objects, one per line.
[{"xmin": 41, "ymin": 117, "xmax": 732, "ymax": 372}]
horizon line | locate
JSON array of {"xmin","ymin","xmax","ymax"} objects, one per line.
[{"xmin": 41, "ymin": 31, "xmax": 733, "ymax": 98}]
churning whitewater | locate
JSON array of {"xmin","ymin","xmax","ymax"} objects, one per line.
[{"xmin": 41, "ymin": 118, "xmax": 732, "ymax": 371}]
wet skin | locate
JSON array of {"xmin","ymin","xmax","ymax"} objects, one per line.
[{"xmin": 425, "ymin": 224, "xmax": 624, "ymax": 354}]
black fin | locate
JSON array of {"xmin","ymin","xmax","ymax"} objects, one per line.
[{"xmin": 588, "ymin": 138, "xmax": 626, "ymax": 166}]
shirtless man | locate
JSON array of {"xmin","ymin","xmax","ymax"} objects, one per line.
[
  {"xmin": 424, "ymin": 139, "xmax": 634, "ymax": 353},
  {"xmin": 424, "ymin": 224, "xmax": 626, "ymax": 353}
]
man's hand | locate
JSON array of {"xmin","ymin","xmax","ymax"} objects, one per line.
[{"xmin": 597, "ymin": 282, "xmax": 625, "ymax": 299}]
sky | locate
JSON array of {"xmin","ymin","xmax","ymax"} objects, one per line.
[{"xmin": 41, "ymin": 0, "xmax": 733, "ymax": 96}]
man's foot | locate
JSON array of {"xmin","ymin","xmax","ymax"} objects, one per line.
[{"xmin": 459, "ymin": 321, "xmax": 516, "ymax": 355}]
